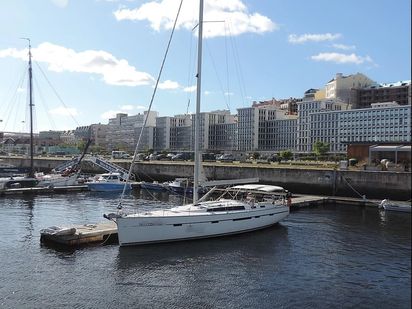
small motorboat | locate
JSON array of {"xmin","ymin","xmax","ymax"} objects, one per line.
[
  {"xmin": 167, "ymin": 178, "xmax": 207, "ymax": 195},
  {"xmin": 140, "ymin": 181, "xmax": 168, "ymax": 191},
  {"xmin": 379, "ymin": 199, "xmax": 411, "ymax": 213},
  {"xmin": 87, "ymin": 172, "xmax": 131, "ymax": 192},
  {"xmin": 0, "ymin": 176, "xmax": 39, "ymax": 190}
]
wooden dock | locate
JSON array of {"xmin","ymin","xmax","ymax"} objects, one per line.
[
  {"xmin": 0, "ymin": 183, "xmax": 142, "ymax": 197},
  {"xmin": 289, "ymin": 195, "xmax": 382, "ymax": 210},
  {"xmin": 289, "ymin": 195, "xmax": 327, "ymax": 209},
  {"xmin": 0, "ymin": 185, "xmax": 89, "ymax": 196},
  {"xmin": 40, "ymin": 221, "xmax": 117, "ymax": 246}
]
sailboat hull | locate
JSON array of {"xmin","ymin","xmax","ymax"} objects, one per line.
[{"xmin": 116, "ymin": 206, "xmax": 289, "ymax": 246}]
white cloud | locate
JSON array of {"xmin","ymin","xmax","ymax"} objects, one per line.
[
  {"xmin": 51, "ymin": 0, "xmax": 69, "ymax": 8},
  {"xmin": 183, "ymin": 85, "xmax": 196, "ymax": 93},
  {"xmin": 0, "ymin": 42, "xmax": 155, "ymax": 87},
  {"xmin": 101, "ymin": 105, "xmax": 147, "ymax": 120},
  {"xmin": 311, "ymin": 52, "xmax": 374, "ymax": 65},
  {"xmin": 204, "ymin": 90, "xmax": 212, "ymax": 95},
  {"xmin": 114, "ymin": 0, "xmax": 278, "ymax": 38},
  {"xmin": 288, "ymin": 33, "xmax": 341, "ymax": 44},
  {"xmin": 101, "ymin": 110, "xmax": 120, "ymax": 120},
  {"xmin": 332, "ymin": 43, "xmax": 356, "ymax": 50},
  {"xmin": 158, "ymin": 80, "xmax": 180, "ymax": 90},
  {"xmin": 120, "ymin": 104, "xmax": 146, "ymax": 110},
  {"xmin": 121, "ymin": 105, "xmax": 134, "ymax": 111},
  {"xmin": 224, "ymin": 91, "xmax": 234, "ymax": 96},
  {"xmin": 49, "ymin": 106, "xmax": 78, "ymax": 116}
]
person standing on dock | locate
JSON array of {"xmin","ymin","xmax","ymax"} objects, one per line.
[{"xmin": 286, "ymin": 191, "xmax": 292, "ymax": 207}]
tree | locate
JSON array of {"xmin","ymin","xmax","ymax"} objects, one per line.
[
  {"xmin": 251, "ymin": 152, "xmax": 260, "ymax": 160},
  {"xmin": 90, "ymin": 145, "xmax": 104, "ymax": 154},
  {"xmin": 279, "ymin": 150, "xmax": 293, "ymax": 161},
  {"xmin": 76, "ymin": 140, "xmax": 86, "ymax": 151},
  {"xmin": 313, "ymin": 141, "xmax": 330, "ymax": 158}
]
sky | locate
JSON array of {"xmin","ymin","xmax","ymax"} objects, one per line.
[{"xmin": 0, "ymin": 0, "xmax": 410, "ymax": 132}]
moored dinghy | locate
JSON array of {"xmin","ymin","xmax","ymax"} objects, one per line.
[{"xmin": 379, "ymin": 199, "xmax": 411, "ymax": 213}]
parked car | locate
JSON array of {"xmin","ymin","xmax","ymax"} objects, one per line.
[
  {"xmin": 268, "ymin": 154, "xmax": 280, "ymax": 162},
  {"xmin": 111, "ymin": 150, "xmax": 130, "ymax": 159},
  {"xmin": 155, "ymin": 153, "xmax": 169, "ymax": 160},
  {"xmin": 148, "ymin": 153, "xmax": 158, "ymax": 160},
  {"xmin": 202, "ymin": 153, "xmax": 216, "ymax": 162},
  {"xmin": 171, "ymin": 152, "xmax": 193, "ymax": 161},
  {"xmin": 134, "ymin": 153, "xmax": 146, "ymax": 161},
  {"xmin": 217, "ymin": 153, "xmax": 234, "ymax": 162}
]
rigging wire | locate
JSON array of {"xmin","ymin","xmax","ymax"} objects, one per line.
[
  {"xmin": 224, "ymin": 22, "xmax": 231, "ymax": 110},
  {"xmin": 117, "ymin": 0, "xmax": 184, "ymax": 210},
  {"xmin": 204, "ymin": 42, "xmax": 229, "ymax": 110},
  {"xmin": 34, "ymin": 61, "xmax": 80, "ymax": 127},
  {"xmin": 227, "ymin": 22, "xmax": 248, "ymax": 107},
  {"xmin": 0, "ymin": 63, "xmax": 28, "ymax": 131},
  {"xmin": 33, "ymin": 75, "xmax": 57, "ymax": 130}
]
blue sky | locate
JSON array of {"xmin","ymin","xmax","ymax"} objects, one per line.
[{"xmin": 0, "ymin": 0, "xmax": 410, "ymax": 132}]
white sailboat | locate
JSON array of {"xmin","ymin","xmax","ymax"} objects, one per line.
[{"xmin": 105, "ymin": 0, "xmax": 289, "ymax": 246}]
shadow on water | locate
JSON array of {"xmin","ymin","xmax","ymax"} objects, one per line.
[{"xmin": 115, "ymin": 223, "xmax": 290, "ymax": 270}]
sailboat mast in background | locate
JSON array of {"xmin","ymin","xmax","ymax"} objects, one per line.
[
  {"xmin": 193, "ymin": 0, "xmax": 204, "ymax": 203},
  {"xmin": 21, "ymin": 38, "xmax": 34, "ymax": 177}
]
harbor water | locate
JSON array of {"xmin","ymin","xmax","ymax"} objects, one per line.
[{"xmin": 0, "ymin": 191, "xmax": 410, "ymax": 309}]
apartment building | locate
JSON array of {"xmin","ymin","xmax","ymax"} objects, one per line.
[
  {"xmin": 191, "ymin": 110, "xmax": 235, "ymax": 152},
  {"xmin": 350, "ymin": 80, "xmax": 411, "ymax": 108},
  {"xmin": 209, "ymin": 122, "xmax": 238, "ymax": 152},
  {"xmin": 260, "ymin": 118, "xmax": 298, "ymax": 152},
  {"xmin": 155, "ymin": 114, "xmax": 192, "ymax": 151},
  {"xmin": 297, "ymin": 99, "xmax": 349, "ymax": 152},
  {"xmin": 309, "ymin": 102, "xmax": 411, "ymax": 153},
  {"xmin": 237, "ymin": 104, "xmax": 298, "ymax": 152},
  {"xmin": 106, "ymin": 111, "xmax": 158, "ymax": 152},
  {"xmin": 325, "ymin": 72, "xmax": 375, "ymax": 103}
]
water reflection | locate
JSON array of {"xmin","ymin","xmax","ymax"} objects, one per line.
[
  {"xmin": 21, "ymin": 197, "xmax": 35, "ymax": 242},
  {"xmin": 115, "ymin": 224, "xmax": 289, "ymax": 270}
]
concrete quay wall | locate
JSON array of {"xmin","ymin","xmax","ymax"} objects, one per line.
[
  {"xmin": 1, "ymin": 157, "xmax": 410, "ymax": 200},
  {"xmin": 132, "ymin": 163, "xmax": 411, "ymax": 200}
]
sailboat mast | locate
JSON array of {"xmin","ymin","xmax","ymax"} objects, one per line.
[
  {"xmin": 193, "ymin": 0, "xmax": 204, "ymax": 203},
  {"xmin": 22, "ymin": 38, "xmax": 35, "ymax": 178}
]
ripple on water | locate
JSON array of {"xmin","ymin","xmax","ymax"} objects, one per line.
[{"xmin": 0, "ymin": 194, "xmax": 410, "ymax": 309}]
